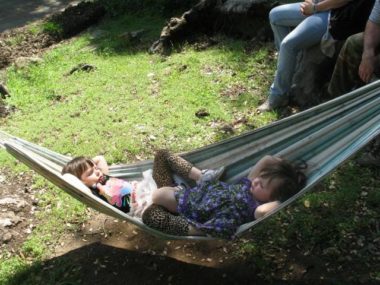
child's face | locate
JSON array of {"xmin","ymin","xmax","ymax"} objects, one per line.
[
  {"xmin": 80, "ymin": 164, "xmax": 103, "ymax": 187},
  {"xmin": 250, "ymin": 176, "xmax": 282, "ymax": 202}
]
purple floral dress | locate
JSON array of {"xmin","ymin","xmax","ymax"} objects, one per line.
[{"xmin": 175, "ymin": 178, "xmax": 261, "ymax": 239}]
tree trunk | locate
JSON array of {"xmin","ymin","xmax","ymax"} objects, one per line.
[
  {"xmin": 290, "ymin": 42, "xmax": 344, "ymax": 109},
  {"xmin": 150, "ymin": 0, "xmax": 278, "ymax": 54}
]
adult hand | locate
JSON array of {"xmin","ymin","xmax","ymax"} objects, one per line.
[
  {"xmin": 359, "ymin": 55, "xmax": 375, "ymax": 83},
  {"xmin": 301, "ymin": 0, "xmax": 314, "ymax": 16}
]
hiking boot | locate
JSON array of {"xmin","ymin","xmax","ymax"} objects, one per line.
[
  {"xmin": 356, "ymin": 151, "xmax": 380, "ymax": 167},
  {"xmin": 257, "ymin": 95, "xmax": 288, "ymax": 112},
  {"xmin": 197, "ymin": 166, "xmax": 225, "ymax": 185}
]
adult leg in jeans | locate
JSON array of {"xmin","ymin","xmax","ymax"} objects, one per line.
[
  {"xmin": 270, "ymin": 3, "xmax": 306, "ymax": 51},
  {"xmin": 260, "ymin": 6, "xmax": 329, "ymax": 111}
]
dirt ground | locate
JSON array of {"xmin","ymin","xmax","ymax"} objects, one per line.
[
  {"xmin": 0, "ymin": 169, "xmax": 269, "ymax": 284},
  {"xmin": 0, "ymin": 1, "xmax": 105, "ymax": 70},
  {"xmin": 0, "ymin": 169, "xmax": 326, "ymax": 285},
  {"xmin": 3, "ymin": 167, "xmax": 378, "ymax": 285}
]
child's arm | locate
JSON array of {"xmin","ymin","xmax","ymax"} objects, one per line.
[
  {"xmin": 96, "ymin": 183, "xmax": 107, "ymax": 196},
  {"xmin": 92, "ymin": 155, "xmax": 109, "ymax": 175},
  {"xmin": 254, "ymin": 201, "xmax": 280, "ymax": 219},
  {"xmin": 247, "ymin": 155, "xmax": 282, "ymax": 180},
  {"xmin": 95, "ymin": 184, "xmax": 112, "ymax": 204}
]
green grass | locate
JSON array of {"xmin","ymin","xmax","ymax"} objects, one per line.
[
  {"xmin": 0, "ymin": 12, "xmax": 278, "ymax": 283},
  {"xmin": 2, "ymin": 13, "xmax": 276, "ymax": 162}
]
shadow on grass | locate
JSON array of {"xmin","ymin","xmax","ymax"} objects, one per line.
[{"xmin": 7, "ymin": 242, "xmax": 280, "ymax": 285}]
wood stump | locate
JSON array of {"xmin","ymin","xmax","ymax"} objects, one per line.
[{"xmin": 290, "ymin": 42, "xmax": 343, "ymax": 109}]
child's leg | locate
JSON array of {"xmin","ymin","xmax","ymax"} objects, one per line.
[
  {"xmin": 142, "ymin": 204, "xmax": 190, "ymax": 236},
  {"xmin": 153, "ymin": 149, "xmax": 201, "ymax": 187},
  {"xmin": 151, "ymin": 186, "xmax": 179, "ymax": 213}
]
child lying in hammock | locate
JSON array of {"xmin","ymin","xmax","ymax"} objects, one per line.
[
  {"xmin": 142, "ymin": 150, "xmax": 307, "ymax": 239},
  {"xmin": 61, "ymin": 153, "xmax": 223, "ymax": 218}
]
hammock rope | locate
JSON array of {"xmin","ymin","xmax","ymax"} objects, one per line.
[{"xmin": 1, "ymin": 80, "xmax": 379, "ymax": 240}]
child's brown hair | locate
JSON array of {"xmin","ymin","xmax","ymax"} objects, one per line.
[
  {"xmin": 260, "ymin": 159, "xmax": 307, "ymax": 202},
  {"xmin": 61, "ymin": 156, "xmax": 95, "ymax": 179}
]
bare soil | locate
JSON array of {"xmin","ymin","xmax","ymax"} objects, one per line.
[
  {"xmin": 0, "ymin": 169, "xmax": 38, "ymax": 254},
  {"xmin": 0, "ymin": 168, "xmax": 267, "ymax": 284},
  {"xmin": 3, "ymin": 166, "xmax": 378, "ymax": 285},
  {"xmin": 0, "ymin": 1, "xmax": 105, "ymax": 70}
]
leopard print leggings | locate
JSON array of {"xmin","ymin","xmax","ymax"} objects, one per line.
[
  {"xmin": 152, "ymin": 149, "xmax": 193, "ymax": 188},
  {"xmin": 142, "ymin": 149, "xmax": 192, "ymax": 236}
]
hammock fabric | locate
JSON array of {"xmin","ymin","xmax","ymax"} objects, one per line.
[{"xmin": 1, "ymin": 81, "xmax": 379, "ymax": 240}]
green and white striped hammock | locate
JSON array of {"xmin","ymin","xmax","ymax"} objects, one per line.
[{"xmin": 1, "ymin": 81, "xmax": 379, "ymax": 240}]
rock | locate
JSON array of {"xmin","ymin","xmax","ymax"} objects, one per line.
[
  {"xmin": 0, "ymin": 197, "xmax": 18, "ymax": 206},
  {"xmin": 2, "ymin": 232, "xmax": 13, "ymax": 243},
  {"xmin": 16, "ymin": 200, "xmax": 28, "ymax": 209},
  {"xmin": 0, "ymin": 218, "xmax": 12, "ymax": 227},
  {"xmin": 0, "ymin": 211, "xmax": 23, "ymax": 226}
]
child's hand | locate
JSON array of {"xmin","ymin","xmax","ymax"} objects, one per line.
[
  {"xmin": 96, "ymin": 183, "xmax": 106, "ymax": 195},
  {"xmin": 92, "ymin": 155, "xmax": 109, "ymax": 174}
]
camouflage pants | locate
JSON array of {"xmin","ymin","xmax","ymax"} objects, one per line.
[
  {"xmin": 328, "ymin": 33, "xmax": 380, "ymax": 97},
  {"xmin": 328, "ymin": 33, "xmax": 380, "ymax": 155}
]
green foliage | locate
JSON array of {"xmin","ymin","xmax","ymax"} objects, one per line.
[
  {"xmin": 4, "ymin": 34, "xmax": 25, "ymax": 46},
  {"xmin": 41, "ymin": 21, "xmax": 63, "ymax": 37},
  {"xmin": 27, "ymin": 24, "xmax": 43, "ymax": 35},
  {"xmin": 0, "ymin": 257, "xmax": 29, "ymax": 285}
]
